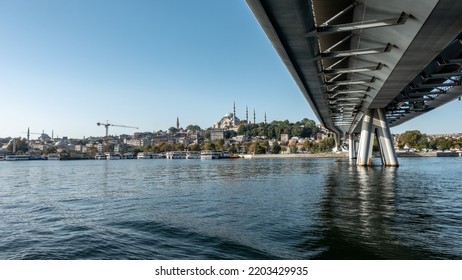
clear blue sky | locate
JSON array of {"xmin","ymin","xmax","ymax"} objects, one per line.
[{"xmin": 1, "ymin": 0, "xmax": 461, "ymax": 139}]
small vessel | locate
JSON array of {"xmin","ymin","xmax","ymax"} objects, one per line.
[
  {"xmin": 186, "ymin": 151, "xmax": 201, "ymax": 159},
  {"xmin": 47, "ymin": 153, "xmax": 60, "ymax": 160},
  {"xmin": 240, "ymin": 154, "xmax": 254, "ymax": 159},
  {"xmin": 105, "ymin": 153, "xmax": 121, "ymax": 160},
  {"xmin": 200, "ymin": 150, "xmax": 220, "ymax": 160},
  {"xmin": 166, "ymin": 151, "xmax": 187, "ymax": 159},
  {"xmin": 137, "ymin": 152, "xmax": 151, "ymax": 159},
  {"xmin": 4, "ymin": 154, "xmax": 30, "ymax": 161},
  {"xmin": 122, "ymin": 153, "xmax": 134, "ymax": 159},
  {"xmin": 95, "ymin": 154, "xmax": 106, "ymax": 160}
]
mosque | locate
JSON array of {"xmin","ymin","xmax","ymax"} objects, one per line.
[{"xmin": 212, "ymin": 102, "xmax": 266, "ymax": 130}]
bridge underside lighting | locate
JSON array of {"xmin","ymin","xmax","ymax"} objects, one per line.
[
  {"xmin": 320, "ymin": 44, "xmax": 392, "ymax": 58},
  {"xmin": 305, "ymin": 12, "xmax": 409, "ymax": 36},
  {"xmin": 324, "ymin": 63, "xmax": 383, "ymax": 74},
  {"xmin": 326, "ymin": 77, "xmax": 377, "ymax": 86}
]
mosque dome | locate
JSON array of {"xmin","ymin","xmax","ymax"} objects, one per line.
[{"xmin": 54, "ymin": 139, "xmax": 66, "ymax": 147}]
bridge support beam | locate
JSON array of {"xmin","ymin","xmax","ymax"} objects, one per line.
[
  {"xmin": 348, "ymin": 133, "xmax": 356, "ymax": 160},
  {"xmin": 357, "ymin": 109, "xmax": 399, "ymax": 166}
]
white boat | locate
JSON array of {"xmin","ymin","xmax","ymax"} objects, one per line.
[
  {"xmin": 5, "ymin": 154, "xmax": 30, "ymax": 161},
  {"xmin": 166, "ymin": 151, "xmax": 187, "ymax": 159},
  {"xmin": 47, "ymin": 153, "xmax": 60, "ymax": 160},
  {"xmin": 95, "ymin": 154, "xmax": 106, "ymax": 160},
  {"xmin": 200, "ymin": 150, "xmax": 220, "ymax": 160},
  {"xmin": 240, "ymin": 154, "xmax": 254, "ymax": 159},
  {"xmin": 186, "ymin": 151, "xmax": 201, "ymax": 159},
  {"xmin": 137, "ymin": 152, "xmax": 151, "ymax": 159},
  {"xmin": 122, "ymin": 153, "xmax": 134, "ymax": 159},
  {"xmin": 105, "ymin": 153, "xmax": 121, "ymax": 160}
]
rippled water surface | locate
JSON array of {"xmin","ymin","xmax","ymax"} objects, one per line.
[{"xmin": 1, "ymin": 157, "xmax": 461, "ymax": 259}]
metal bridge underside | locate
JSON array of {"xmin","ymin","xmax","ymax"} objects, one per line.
[{"xmin": 246, "ymin": 0, "xmax": 462, "ymax": 137}]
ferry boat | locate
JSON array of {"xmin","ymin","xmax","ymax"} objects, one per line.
[
  {"xmin": 95, "ymin": 154, "xmax": 106, "ymax": 160},
  {"xmin": 105, "ymin": 153, "xmax": 121, "ymax": 160},
  {"xmin": 200, "ymin": 150, "xmax": 220, "ymax": 160},
  {"xmin": 47, "ymin": 153, "xmax": 60, "ymax": 160},
  {"xmin": 186, "ymin": 151, "xmax": 201, "ymax": 159},
  {"xmin": 166, "ymin": 151, "xmax": 187, "ymax": 159},
  {"xmin": 240, "ymin": 154, "xmax": 254, "ymax": 159},
  {"xmin": 122, "ymin": 153, "xmax": 134, "ymax": 159},
  {"xmin": 4, "ymin": 154, "xmax": 30, "ymax": 161},
  {"xmin": 137, "ymin": 152, "xmax": 151, "ymax": 159}
]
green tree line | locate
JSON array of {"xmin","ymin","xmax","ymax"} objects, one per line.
[
  {"xmin": 398, "ymin": 130, "xmax": 461, "ymax": 151},
  {"xmin": 237, "ymin": 118, "xmax": 319, "ymax": 139}
]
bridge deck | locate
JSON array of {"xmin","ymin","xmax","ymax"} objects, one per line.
[{"xmin": 247, "ymin": 0, "xmax": 462, "ymax": 134}]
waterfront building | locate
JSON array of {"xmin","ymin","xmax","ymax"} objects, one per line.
[
  {"xmin": 125, "ymin": 138, "xmax": 150, "ymax": 147},
  {"xmin": 232, "ymin": 135, "xmax": 250, "ymax": 143},
  {"xmin": 97, "ymin": 143, "xmax": 104, "ymax": 153},
  {"xmin": 211, "ymin": 129, "xmax": 225, "ymax": 141}
]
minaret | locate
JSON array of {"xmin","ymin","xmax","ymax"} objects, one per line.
[
  {"xmin": 176, "ymin": 117, "xmax": 180, "ymax": 130},
  {"xmin": 264, "ymin": 112, "xmax": 267, "ymax": 124},
  {"xmin": 233, "ymin": 101, "xmax": 236, "ymax": 126},
  {"xmin": 253, "ymin": 109, "xmax": 256, "ymax": 125},
  {"xmin": 246, "ymin": 106, "xmax": 248, "ymax": 123},
  {"xmin": 27, "ymin": 127, "xmax": 30, "ymax": 142}
]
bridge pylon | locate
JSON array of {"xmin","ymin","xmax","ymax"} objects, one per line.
[{"xmin": 356, "ymin": 109, "xmax": 398, "ymax": 166}]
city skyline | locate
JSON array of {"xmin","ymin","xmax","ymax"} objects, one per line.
[{"xmin": 1, "ymin": 0, "xmax": 461, "ymax": 139}]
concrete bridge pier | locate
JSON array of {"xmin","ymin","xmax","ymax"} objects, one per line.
[
  {"xmin": 348, "ymin": 133, "xmax": 356, "ymax": 160},
  {"xmin": 356, "ymin": 109, "xmax": 399, "ymax": 166}
]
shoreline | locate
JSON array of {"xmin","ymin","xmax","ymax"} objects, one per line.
[{"xmin": 248, "ymin": 151, "xmax": 461, "ymax": 159}]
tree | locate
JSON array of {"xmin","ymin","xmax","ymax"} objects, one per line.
[
  {"xmin": 202, "ymin": 142, "xmax": 215, "ymax": 151},
  {"xmin": 228, "ymin": 144, "xmax": 238, "ymax": 154},
  {"xmin": 416, "ymin": 137, "xmax": 429, "ymax": 151},
  {"xmin": 204, "ymin": 130, "xmax": 211, "ymax": 141},
  {"xmin": 186, "ymin": 125, "xmax": 201, "ymax": 132},
  {"xmin": 224, "ymin": 130, "xmax": 237, "ymax": 139},
  {"xmin": 272, "ymin": 142, "xmax": 281, "ymax": 154},
  {"xmin": 436, "ymin": 137, "xmax": 453, "ymax": 151},
  {"xmin": 237, "ymin": 124, "xmax": 247, "ymax": 135},
  {"xmin": 7, "ymin": 138, "xmax": 28, "ymax": 153},
  {"xmin": 173, "ymin": 143, "xmax": 185, "ymax": 151},
  {"xmin": 399, "ymin": 130, "xmax": 423, "ymax": 149},
  {"xmin": 317, "ymin": 137, "xmax": 335, "ymax": 152},
  {"xmin": 215, "ymin": 139, "xmax": 225, "ymax": 151},
  {"xmin": 168, "ymin": 127, "xmax": 178, "ymax": 134},
  {"xmin": 250, "ymin": 141, "xmax": 266, "ymax": 154},
  {"xmin": 158, "ymin": 142, "xmax": 173, "ymax": 152},
  {"xmin": 189, "ymin": 143, "xmax": 201, "ymax": 151}
]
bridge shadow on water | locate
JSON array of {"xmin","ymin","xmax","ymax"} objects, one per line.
[{"xmin": 297, "ymin": 159, "xmax": 459, "ymax": 260}]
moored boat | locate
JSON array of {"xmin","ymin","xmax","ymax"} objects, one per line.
[
  {"xmin": 4, "ymin": 154, "xmax": 30, "ymax": 161},
  {"xmin": 137, "ymin": 152, "xmax": 151, "ymax": 159},
  {"xmin": 200, "ymin": 150, "xmax": 220, "ymax": 160},
  {"xmin": 105, "ymin": 153, "xmax": 121, "ymax": 160},
  {"xmin": 186, "ymin": 151, "xmax": 201, "ymax": 159},
  {"xmin": 166, "ymin": 151, "xmax": 187, "ymax": 159}
]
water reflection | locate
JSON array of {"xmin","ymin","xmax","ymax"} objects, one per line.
[
  {"xmin": 300, "ymin": 159, "xmax": 462, "ymax": 259},
  {"xmin": 307, "ymin": 161, "xmax": 403, "ymax": 259}
]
